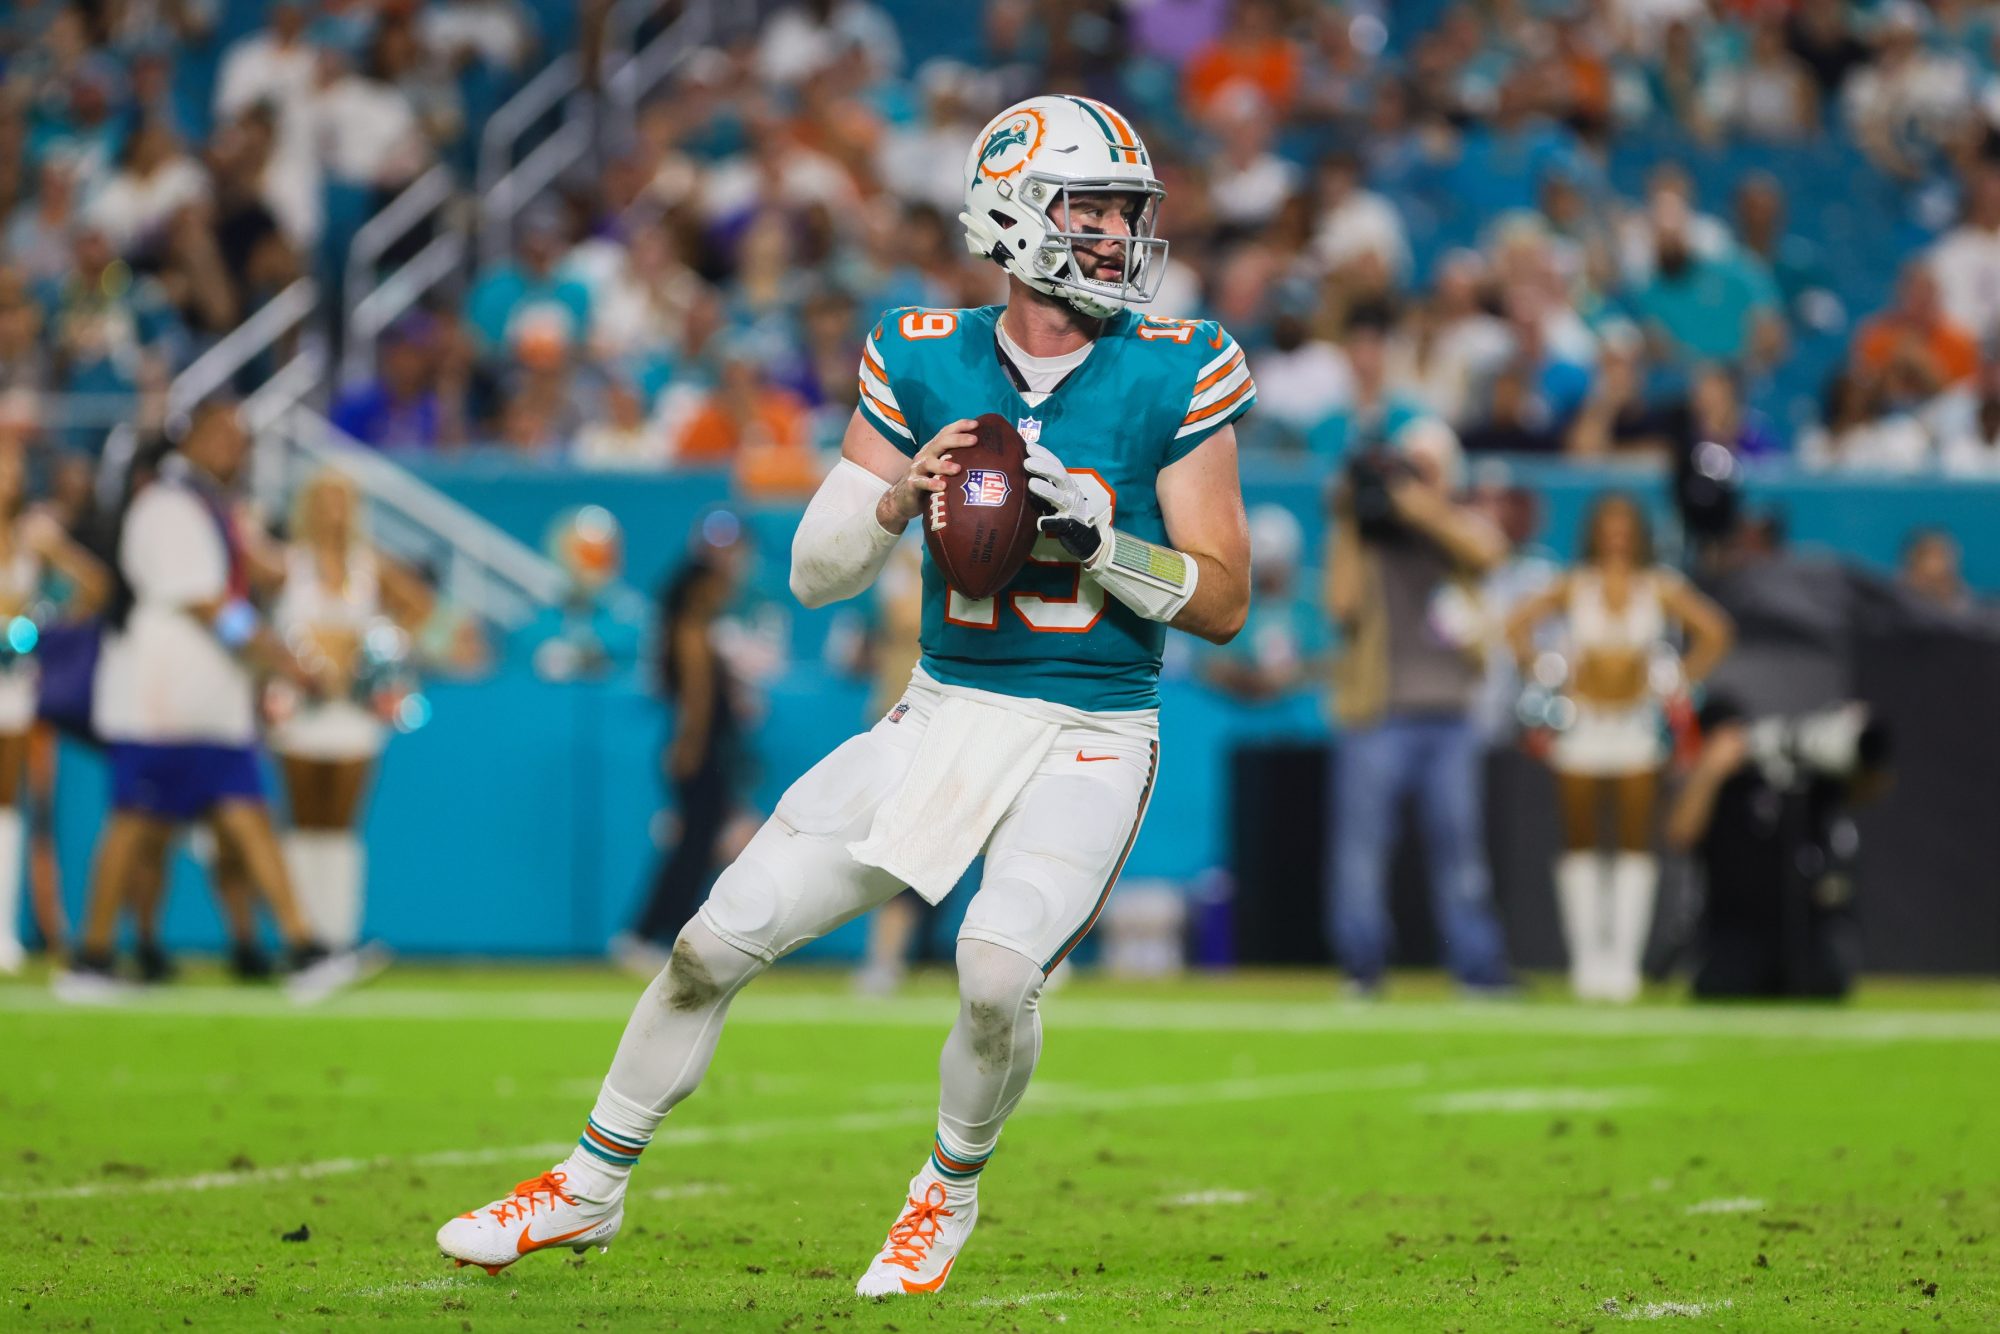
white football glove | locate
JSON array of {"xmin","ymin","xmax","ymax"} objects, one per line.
[{"xmin": 1024, "ymin": 441, "xmax": 1110, "ymax": 562}]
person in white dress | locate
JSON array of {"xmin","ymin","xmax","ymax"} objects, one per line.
[
  {"xmin": 1507, "ymin": 495, "xmax": 1733, "ymax": 1002},
  {"xmin": 268, "ymin": 469, "xmax": 419, "ymax": 952},
  {"xmin": 0, "ymin": 448, "xmax": 107, "ymax": 974}
]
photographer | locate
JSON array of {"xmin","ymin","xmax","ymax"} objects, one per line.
[
  {"xmin": 1325, "ymin": 419, "xmax": 1513, "ymax": 994},
  {"xmin": 1666, "ymin": 698, "xmax": 1890, "ymax": 1000}
]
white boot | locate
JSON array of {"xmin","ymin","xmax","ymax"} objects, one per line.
[
  {"xmin": 1554, "ymin": 851, "xmax": 1607, "ymax": 1000},
  {"xmin": 1605, "ymin": 852, "xmax": 1658, "ymax": 1004},
  {"xmin": 0, "ymin": 807, "xmax": 24, "ymax": 974}
]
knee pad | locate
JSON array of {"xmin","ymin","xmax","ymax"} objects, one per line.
[
  {"xmin": 954, "ymin": 936, "xmax": 1044, "ymax": 1012},
  {"xmin": 957, "ymin": 874, "xmax": 1072, "ymax": 961},
  {"xmin": 697, "ymin": 825, "xmax": 793, "ymax": 961}
]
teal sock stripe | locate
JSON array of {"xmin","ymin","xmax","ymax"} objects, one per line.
[
  {"xmin": 931, "ymin": 1137, "xmax": 991, "ymax": 1180},
  {"xmin": 579, "ymin": 1136, "xmax": 641, "ymax": 1167}
]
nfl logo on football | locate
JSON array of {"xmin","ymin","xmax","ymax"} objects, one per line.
[
  {"xmin": 962, "ymin": 469, "xmax": 1010, "ymax": 507},
  {"xmin": 1016, "ymin": 416, "xmax": 1041, "ymax": 446}
]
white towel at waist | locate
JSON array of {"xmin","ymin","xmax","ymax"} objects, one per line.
[{"xmin": 847, "ymin": 694, "xmax": 1059, "ymax": 904}]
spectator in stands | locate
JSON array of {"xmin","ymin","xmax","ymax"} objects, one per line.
[
  {"xmin": 574, "ymin": 371, "xmax": 669, "ymax": 470},
  {"xmin": 1685, "ymin": 364, "xmax": 1783, "ymax": 460},
  {"xmin": 1700, "ymin": 16, "xmax": 1820, "ymax": 144},
  {"xmin": 1311, "ymin": 302, "xmax": 1427, "ymax": 462},
  {"xmin": 1800, "ymin": 370, "xmax": 1929, "ymax": 472},
  {"xmin": 1407, "ymin": 250, "xmax": 1511, "ymax": 430},
  {"xmin": 1310, "ymin": 151, "xmax": 1409, "ymax": 290},
  {"xmin": 1844, "ymin": 2, "xmax": 1975, "ymax": 181},
  {"xmin": 1455, "ymin": 77, "xmax": 1582, "ymax": 218},
  {"xmin": 313, "ymin": 30, "xmax": 431, "ymax": 205},
  {"xmin": 1630, "ymin": 191, "xmax": 1785, "ymax": 372},
  {"xmin": 1205, "ymin": 87, "xmax": 1298, "ymax": 239},
  {"xmin": 1853, "ymin": 261, "xmax": 1979, "ymax": 393},
  {"xmin": 1249, "ymin": 285, "xmax": 1351, "ymax": 445},
  {"xmin": 1900, "ymin": 528, "xmax": 1972, "ymax": 612},
  {"xmin": 496, "ymin": 311, "xmax": 596, "ymax": 458},
  {"xmin": 1786, "ymin": 0, "xmax": 1870, "ymax": 103},
  {"xmin": 46, "ymin": 225, "xmax": 178, "ymax": 409},
  {"xmin": 30, "ymin": 57, "xmax": 124, "ymax": 191},
  {"xmin": 213, "ymin": 2, "xmax": 321, "ymax": 247},
  {"xmin": 1325, "ymin": 419, "xmax": 1512, "ymax": 996},
  {"xmin": 0, "ymin": 276, "xmax": 51, "ymax": 406},
  {"xmin": 7, "ymin": 160, "xmax": 81, "ymax": 286},
  {"xmin": 673, "ymin": 347, "xmax": 816, "ymax": 487},
  {"xmin": 83, "ymin": 117, "xmax": 208, "ymax": 259},
  {"xmin": 151, "ymin": 202, "xmax": 240, "ymax": 348},
  {"xmin": 372, "ymin": 15, "xmax": 465, "ymax": 158},
  {"xmin": 465, "ymin": 203, "xmax": 591, "ymax": 358},
  {"xmin": 1732, "ymin": 173, "xmax": 1840, "ymax": 329},
  {"xmin": 1929, "ymin": 163, "xmax": 2000, "ymax": 345},
  {"xmin": 214, "ymin": 2, "xmax": 316, "ymax": 120},
  {"xmin": 423, "ymin": 0, "xmax": 538, "ymax": 76},
  {"xmin": 1936, "ymin": 360, "xmax": 2000, "ymax": 475},
  {"xmin": 1183, "ymin": 0, "xmax": 1301, "ymax": 117},
  {"xmin": 879, "ymin": 62, "xmax": 984, "ymax": 215},
  {"xmin": 332, "ymin": 314, "xmax": 452, "ymax": 452},
  {"xmin": 1461, "ymin": 362, "xmax": 1563, "ymax": 456},
  {"xmin": 756, "ymin": 0, "xmax": 903, "ymax": 89},
  {"xmin": 1566, "ymin": 333, "xmax": 1680, "ymax": 460}
]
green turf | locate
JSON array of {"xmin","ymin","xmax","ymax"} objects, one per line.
[{"xmin": 3, "ymin": 966, "xmax": 1997, "ymax": 1331}]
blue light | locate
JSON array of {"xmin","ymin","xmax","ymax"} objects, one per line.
[
  {"xmin": 395, "ymin": 694, "xmax": 432, "ymax": 732},
  {"xmin": 5, "ymin": 617, "xmax": 38, "ymax": 655}
]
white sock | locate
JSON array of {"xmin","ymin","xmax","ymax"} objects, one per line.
[
  {"xmin": 320, "ymin": 832, "xmax": 363, "ymax": 949},
  {"xmin": 1606, "ymin": 852, "xmax": 1658, "ymax": 1004},
  {"xmin": 1554, "ymin": 851, "xmax": 1605, "ymax": 999},
  {"xmin": 284, "ymin": 831, "xmax": 335, "ymax": 946},
  {"xmin": 932, "ymin": 939, "xmax": 1045, "ymax": 1199},
  {"xmin": 559, "ymin": 919, "xmax": 767, "ymax": 1201},
  {"xmin": 0, "ymin": 806, "xmax": 22, "ymax": 959}
]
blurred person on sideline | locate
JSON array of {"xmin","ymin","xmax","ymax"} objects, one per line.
[
  {"xmin": 64, "ymin": 400, "xmax": 364, "ymax": 1000},
  {"xmin": 849, "ymin": 539, "xmax": 941, "ymax": 996},
  {"xmin": 1505, "ymin": 495, "xmax": 1733, "ymax": 1002},
  {"xmin": 1197, "ymin": 504, "xmax": 1326, "ymax": 708},
  {"xmin": 1899, "ymin": 528, "xmax": 1973, "ymax": 614},
  {"xmin": 0, "ymin": 445, "xmax": 108, "ymax": 974},
  {"xmin": 269, "ymin": 469, "xmax": 427, "ymax": 957},
  {"xmin": 531, "ymin": 507, "xmax": 641, "ymax": 684},
  {"xmin": 1325, "ymin": 419, "xmax": 1512, "ymax": 995},
  {"xmin": 615, "ymin": 517, "xmax": 754, "ymax": 969}
]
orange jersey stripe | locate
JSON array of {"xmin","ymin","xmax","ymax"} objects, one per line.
[
  {"xmin": 1190, "ymin": 348, "xmax": 1244, "ymax": 397},
  {"xmin": 860, "ymin": 384, "xmax": 907, "ymax": 426},
  {"xmin": 1181, "ymin": 377, "xmax": 1253, "ymax": 426},
  {"xmin": 862, "ymin": 341, "xmax": 887, "ymax": 380}
]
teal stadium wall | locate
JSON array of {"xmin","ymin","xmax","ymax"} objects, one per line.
[{"xmin": 52, "ymin": 463, "xmax": 2000, "ymax": 959}]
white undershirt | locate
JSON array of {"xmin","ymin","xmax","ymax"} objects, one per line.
[{"xmin": 995, "ymin": 319, "xmax": 1095, "ymax": 408}]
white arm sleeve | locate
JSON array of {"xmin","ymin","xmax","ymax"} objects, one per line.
[{"xmin": 789, "ymin": 458, "xmax": 903, "ymax": 609}]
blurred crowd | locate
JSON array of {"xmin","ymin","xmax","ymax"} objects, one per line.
[
  {"xmin": 11, "ymin": 1, "xmax": 2000, "ymax": 488},
  {"xmin": 317, "ymin": 0, "xmax": 2000, "ymax": 488}
]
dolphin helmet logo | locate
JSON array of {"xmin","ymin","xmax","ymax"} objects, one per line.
[{"xmin": 976, "ymin": 108, "xmax": 1046, "ymax": 181}]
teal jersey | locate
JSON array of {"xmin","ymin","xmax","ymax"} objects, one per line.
[{"xmin": 857, "ymin": 305, "xmax": 1256, "ymax": 711}]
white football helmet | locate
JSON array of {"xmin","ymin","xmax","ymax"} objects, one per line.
[{"xmin": 959, "ymin": 95, "xmax": 1168, "ymax": 319}]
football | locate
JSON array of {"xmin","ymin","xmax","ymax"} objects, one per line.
[{"xmin": 923, "ymin": 412, "xmax": 1041, "ymax": 601}]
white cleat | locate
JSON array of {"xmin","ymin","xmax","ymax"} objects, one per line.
[
  {"xmin": 286, "ymin": 944, "xmax": 391, "ymax": 1006},
  {"xmin": 436, "ymin": 1170, "xmax": 622, "ymax": 1276},
  {"xmin": 854, "ymin": 1175, "xmax": 978, "ymax": 1297},
  {"xmin": 0, "ymin": 936, "xmax": 25, "ymax": 976}
]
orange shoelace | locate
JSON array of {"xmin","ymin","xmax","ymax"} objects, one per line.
[
  {"xmin": 488, "ymin": 1171, "xmax": 578, "ymax": 1225},
  {"xmin": 881, "ymin": 1182, "xmax": 955, "ymax": 1272}
]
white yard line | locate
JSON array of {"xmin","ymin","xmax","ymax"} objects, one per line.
[
  {"xmin": 0, "ymin": 1045, "xmax": 1678, "ymax": 1205},
  {"xmin": 1684, "ymin": 1197, "xmax": 1766, "ymax": 1215},
  {"xmin": 1618, "ymin": 1298, "xmax": 1734, "ymax": 1320},
  {"xmin": 1417, "ymin": 1086, "xmax": 1654, "ymax": 1115},
  {"xmin": 1163, "ymin": 1189, "xmax": 1255, "ymax": 1206},
  {"xmin": 972, "ymin": 1290, "xmax": 1071, "ymax": 1308},
  {"xmin": 3, "ymin": 984, "xmax": 1994, "ymax": 1042}
]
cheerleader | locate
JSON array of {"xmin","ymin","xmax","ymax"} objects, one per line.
[
  {"xmin": 268, "ymin": 470, "xmax": 417, "ymax": 951},
  {"xmin": 1506, "ymin": 494, "xmax": 1732, "ymax": 1001},
  {"xmin": 0, "ymin": 447, "xmax": 107, "ymax": 972}
]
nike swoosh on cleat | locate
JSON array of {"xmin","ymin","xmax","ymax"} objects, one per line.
[
  {"xmin": 900, "ymin": 1256, "xmax": 956, "ymax": 1293},
  {"xmin": 1074, "ymin": 751, "xmax": 1119, "ymax": 763},
  {"xmin": 517, "ymin": 1222, "xmax": 595, "ymax": 1256}
]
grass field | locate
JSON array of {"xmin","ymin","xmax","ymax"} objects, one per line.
[{"xmin": 3, "ymin": 965, "xmax": 1998, "ymax": 1332}]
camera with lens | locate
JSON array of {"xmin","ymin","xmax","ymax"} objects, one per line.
[
  {"xmin": 1704, "ymin": 698, "xmax": 1892, "ymax": 791},
  {"xmin": 1344, "ymin": 447, "xmax": 1420, "ymax": 544}
]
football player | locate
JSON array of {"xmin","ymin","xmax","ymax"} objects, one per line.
[{"xmin": 436, "ymin": 95, "xmax": 1255, "ymax": 1296}]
